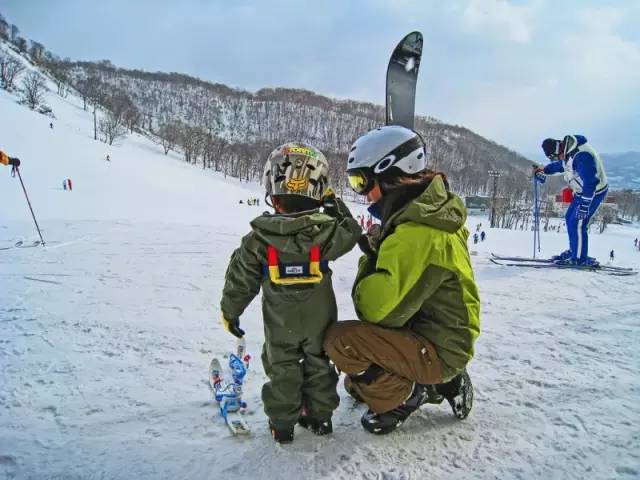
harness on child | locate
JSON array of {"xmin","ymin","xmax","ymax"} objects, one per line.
[{"xmin": 264, "ymin": 245, "xmax": 329, "ymax": 285}]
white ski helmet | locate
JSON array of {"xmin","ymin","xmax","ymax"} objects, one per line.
[
  {"xmin": 263, "ymin": 142, "xmax": 329, "ymax": 202},
  {"xmin": 347, "ymin": 125, "xmax": 427, "ymax": 175}
]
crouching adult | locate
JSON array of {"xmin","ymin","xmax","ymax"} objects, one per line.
[{"xmin": 324, "ymin": 126, "xmax": 481, "ymax": 434}]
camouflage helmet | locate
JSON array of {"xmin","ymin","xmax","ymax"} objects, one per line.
[{"xmin": 263, "ymin": 142, "xmax": 329, "ymax": 202}]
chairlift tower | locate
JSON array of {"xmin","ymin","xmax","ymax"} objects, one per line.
[{"xmin": 488, "ymin": 170, "xmax": 502, "ymax": 228}]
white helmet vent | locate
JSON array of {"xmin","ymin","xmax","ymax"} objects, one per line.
[{"xmin": 374, "ymin": 156, "xmax": 395, "ymax": 173}]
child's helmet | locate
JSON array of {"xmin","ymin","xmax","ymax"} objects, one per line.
[{"xmin": 263, "ymin": 143, "xmax": 329, "ymax": 201}]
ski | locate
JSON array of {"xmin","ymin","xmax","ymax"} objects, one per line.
[
  {"xmin": 490, "ymin": 253, "xmax": 635, "ymax": 272},
  {"xmin": 386, "ymin": 31, "xmax": 423, "ymax": 129},
  {"xmin": 491, "ymin": 253, "xmax": 554, "ymax": 263},
  {"xmin": 490, "ymin": 258, "xmax": 637, "ymax": 276},
  {"xmin": 208, "ymin": 338, "xmax": 251, "ymax": 435}
]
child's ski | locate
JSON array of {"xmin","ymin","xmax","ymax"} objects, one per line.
[{"xmin": 208, "ymin": 338, "xmax": 251, "ymax": 435}]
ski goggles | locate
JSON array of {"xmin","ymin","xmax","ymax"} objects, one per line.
[{"xmin": 347, "ymin": 169, "xmax": 375, "ymax": 195}]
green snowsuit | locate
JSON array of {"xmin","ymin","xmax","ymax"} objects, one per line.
[{"xmin": 220, "ymin": 200, "xmax": 360, "ymax": 427}]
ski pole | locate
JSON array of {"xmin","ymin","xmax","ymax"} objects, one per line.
[
  {"xmin": 12, "ymin": 165, "xmax": 45, "ymax": 246},
  {"xmin": 533, "ymin": 174, "xmax": 541, "ymax": 258},
  {"xmin": 532, "ymin": 175, "xmax": 536, "ymax": 258},
  {"xmin": 533, "ymin": 172, "xmax": 546, "ymax": 257}
]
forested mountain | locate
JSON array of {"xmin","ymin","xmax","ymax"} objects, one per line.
[
  {"xmin": 51, "ymin": 60, "xmax": 534, "ymax": 197},
  {"xmin": 2, "ymin": 7, "xmax": 536, "ymax": 199}
]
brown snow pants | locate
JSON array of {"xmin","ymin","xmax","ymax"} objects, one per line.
[{"xmin": 324, "ymin": 320, "xmax": 444, "ymax": 413}]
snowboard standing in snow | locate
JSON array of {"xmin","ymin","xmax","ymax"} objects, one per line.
[
  {"xmin": 208, "ymin": 338, "xmax": 251, "ymax": 435},
  {"xmin": 386, "ymin": 31, "xmax": 423, "ymax": 129}
]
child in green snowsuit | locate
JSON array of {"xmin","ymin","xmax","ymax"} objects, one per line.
[{"xmin": 219, "ymin": 142, "xmax": 360, "ymax": 443}]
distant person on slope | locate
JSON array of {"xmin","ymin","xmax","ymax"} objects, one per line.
[
  {"xmin": 218, "ymin": 143, "xmax": 360, "ymax": 444},
  {"xmin": 535, "ymin": 135, "xmax": 608, "ymax": 266},
  {"xmin": 324, "ymin": 126, "xmax": 480, "ymax": 435},
  {"xmin": 0, "ymin": 150, "xmax": 20, "ymax": 168}
]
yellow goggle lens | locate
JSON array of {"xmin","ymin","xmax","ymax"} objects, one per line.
[{"xmin": 348, "ymin": 173, "xmax": 368, "ymax": 193}]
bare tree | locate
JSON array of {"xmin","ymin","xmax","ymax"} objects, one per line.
[
  {"xmin": 99, "ymin": 111, "xmax": 128, "ymax": 145},
  {"xmin": 77, "ymin": 75, "xmax": 101, "ymax": 111},
  {"xmin": 29, "ymin": 41, "xmax": 45, "ymax": 63},
  {"xmin": 76, "ymin": 76, "xmax": 104, "ymax": 139},
  {"xmin": 158, "ymin": 122, "xmax": 180, "ymax": 154},
  {"xmin": 0, "ymin": 53, "xmax": 25, "ymax": 90},
  {"xmin": 597, "ymin": 205, "xmax": 616, "ymax": 233},
  {"xmin": 123, "ymin": 105, "xmax": 141, "ymax": 133},
  {"xmin": 15, "ymin": 36, "xmax": 27, "ymax": 53},
  {"xmin": 10, "ymin": 24, "xmax": 19, "ymax": 43},
  {"xmin": 21, "ymin": 71, "xmax": 47, "ymax": 109},
  {"xmin": 0, "ymin": 18, "xmax": 9, "ymax": 40}
]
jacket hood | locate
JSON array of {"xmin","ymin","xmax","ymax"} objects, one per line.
[
  {"xmin": 249, "ymin": 210, "xmax": 338, "ymax": 254},
  {"xmin": 389, "ymin": 176, "xmax": 467, "ymax": 233}
]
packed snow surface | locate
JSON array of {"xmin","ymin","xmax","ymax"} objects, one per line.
[{"xmin": 1, "ymin": 71, "xmax": 639, "ymax": 480}]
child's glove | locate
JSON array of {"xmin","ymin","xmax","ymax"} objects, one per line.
[
  {"xmin": 322, "ymin": 188, "xmax": 348, "ymax": 219},
  {"xmin": 221, "ymin": 315, "xmax": 245, "ymax": 338},
  {"xmin": 321, "ymin": 187, "xmax": 336, "ymax": 207}
]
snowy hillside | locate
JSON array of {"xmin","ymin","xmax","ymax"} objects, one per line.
[{"xmin": 1, "ymin": 58, "xmax": 640, "ymax": 480}]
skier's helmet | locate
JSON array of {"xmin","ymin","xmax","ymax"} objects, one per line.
[
  {"xmin": 346, "ymin": 125, "xmax": 427, "ymax": 194},
  {"xmin": 542, "ymin": 135, "xmax": 578, "ymax": 160},
  {"xmin": 263, "ymin": 142, "xmax": 329, "ymax": 202},
  {"xmin": 541, "ymin": 138, "xmax": 562, "ymax": 159}
]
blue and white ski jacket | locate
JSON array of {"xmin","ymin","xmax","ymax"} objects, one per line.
[{"xmin": 543, "ymin": 135, "xmax": 608, "ymax": 199}]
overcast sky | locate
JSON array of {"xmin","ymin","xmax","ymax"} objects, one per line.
[{"xmin": 2, "ymin": 0, "xmax": 639, "ymax": 155}]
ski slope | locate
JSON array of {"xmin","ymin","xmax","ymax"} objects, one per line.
[{"xmin": 1, "ymin": 57, "xmax": 640, "ymax": 480}]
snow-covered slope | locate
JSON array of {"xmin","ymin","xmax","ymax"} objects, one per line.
[{"xmin": 1, "ymin": 58, "xmax": 639, "ymax": 480}]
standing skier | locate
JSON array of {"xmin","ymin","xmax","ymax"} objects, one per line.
[
  {"xmin": 324, "ymin": 126, "xmax": 480, "ymax": 435},
  {"xmin": 535, "ymin": 135, "xmax": 608, "ymax": 266},
  {"xmin": 218, "ymin": 142, "xmax": 360, "ymax": 444}
]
